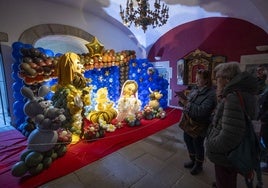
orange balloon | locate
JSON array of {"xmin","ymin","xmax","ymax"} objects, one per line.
[
  {"xmin": 102, "ymin": 55, "xmax": 107, "ymax": 62},
  {"xmin": 94, "ymin": 63, "xmax": 100, "ymax": 69},
  {"xmin": 99, "ymin": 62, "xmax": 104, "ymax": 68}
]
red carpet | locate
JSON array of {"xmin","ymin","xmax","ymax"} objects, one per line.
[{"xmin": 0, "ymin": 108, "xmax": 181, "ymax": 188}]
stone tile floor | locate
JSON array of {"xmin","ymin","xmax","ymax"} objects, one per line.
[
  {"xmin": 1, "ymin": 123, "xmax": 267, "ymax": 188},
  {"xmin": 38, "ymin": 123, "xmax": 268, "ymax": 188}
]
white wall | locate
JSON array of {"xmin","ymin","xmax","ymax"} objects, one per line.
[{"xmin": 0, "ymin": 0, "xmax": 143, "ymax": 54}]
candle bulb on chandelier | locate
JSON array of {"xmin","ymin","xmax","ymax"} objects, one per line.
[{"xmin": 119, "ymin": 0, "xmax": 169, "ymax": 32}]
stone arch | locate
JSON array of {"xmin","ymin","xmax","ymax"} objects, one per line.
[{"xmin": 18, "ymin": 24, "xmax": 94, "ymax": 44}]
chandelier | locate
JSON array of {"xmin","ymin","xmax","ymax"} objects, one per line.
[{"xmin": 120, "ymin": 0, "xmax": 169, "ymax": 32}]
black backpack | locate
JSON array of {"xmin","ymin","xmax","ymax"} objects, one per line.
[{"xmin": 227, "ymin": 91, "xmax": 263, "ymax": 188}]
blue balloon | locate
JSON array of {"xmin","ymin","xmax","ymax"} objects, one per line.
[
  {"xmin": 44, "ymin": 49, "xmax": 54, "ymax": 57},
  {"xmin": 46, "ymin": 78, "xmax": 58, "ymax": 87},
  {"xmin": 12, "ymin": 72, "xmax": 20, "ymax": 81},
  {"xmin": 15, "ymin": 116, "xmax": 25, "ymax": 127},
  {"xmin": 12, "ymin": 51, "xmax": 21, "ymax": 59},
  {"xmin": 139, "ymin": 96, "xmax": 145, "ymax": 102},
  {"xmin": 24, "ymin": 44, "xmax": 33, "ymax": 49},
  {"xmin": 55, "ymin": 53, "xmax": 63, "ymax": 57},
  {"xmin": 37, "ymin": 47, "xmax": 45, "ymax": 53},
  {"xmin": 45, "ymin": 92, "xmax": 54, "ymax": 100},
  {"xmin": 84, "ymin": 70, "xmax": 91, "ymax": 78},
  {"xmin": 161, "ymin": 90, "xmax": 168, "ymax": 96},
  {"xmin": 12, "ymin": 63, "xmax": 20, "ymax": 72},
  {"xmin": 12, "ymin": 42, "xmax": 23, "ymax": 51},
  {"xmin": 13, "ymin": 91, "xmax": 23, "ymax": 100},
  {"xmin": 12, "ymin": 81, "xmax": 23, "ymax": 92},
  {"xmin": 13, "ymin": 100, "xmax": 25, "ymax": 110},
  {"xmin": 13, "ymin": 104, "xmax": 25, "ymax": 124}
]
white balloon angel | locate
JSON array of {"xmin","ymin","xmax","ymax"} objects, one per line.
[{"xmin": 116, "ymin": 80, "xmax": 141, "ymax": 122}]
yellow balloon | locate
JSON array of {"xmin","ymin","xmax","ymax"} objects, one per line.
[{"xmin": 85, "ymin": 37, "xmax": 104, "ymax": 57}]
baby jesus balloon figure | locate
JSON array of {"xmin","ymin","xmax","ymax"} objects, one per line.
[{"xmin": 116, "ymin": 80, "xmax": 141, "ymax": 122}]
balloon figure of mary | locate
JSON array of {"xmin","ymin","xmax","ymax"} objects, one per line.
[{"xmin": 116, "ymin": 80, "xmax": 142, "ymax": 123}]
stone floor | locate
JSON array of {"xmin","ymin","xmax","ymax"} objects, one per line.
[{"xmin": 34, "ymin": 123, "xmax": 267, "ymax": 188}]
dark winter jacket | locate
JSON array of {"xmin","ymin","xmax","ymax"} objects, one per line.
[
  {"xmin": 258, "ymin": 88, "xmax": 268, "ymax": 123},
  {"xmin": 183, "ymin": 86, "xmax": 217, "ymax": 137},
  {"xmin": 205, "ymin": 72, "xmax": 258, "ymax": 167}
]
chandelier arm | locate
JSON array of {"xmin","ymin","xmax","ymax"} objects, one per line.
[{"xmin": 119, "ymin": 0, "xmax": 169, "ymax": 32}]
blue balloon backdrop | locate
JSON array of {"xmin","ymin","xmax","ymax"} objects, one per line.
[
  {"xmin": 128, "ymin": 58, "xmax": 169, "ymax": 109},
  {"xmin": 11, "ymin": 42, "xmax": 170, "ymax": 130}
]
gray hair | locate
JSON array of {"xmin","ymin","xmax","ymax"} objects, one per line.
[{"xmin": 214, "ymin": 61, "xmax": 241, "ymax": 81}]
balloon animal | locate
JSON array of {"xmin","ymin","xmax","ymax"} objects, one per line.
[{"xmin": 21, "ymin": 85, "xmax": 66, "ymax": 152}]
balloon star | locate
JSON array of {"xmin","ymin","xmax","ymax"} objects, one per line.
[
  {"xmin": 98, "ymin": 76, "xmax": 103, "ymax": 82},
  {"xmin": 85, "ymin": 37, "xmax": 104, "ymax": 57},
  {"xmin": 132, "ymin": 62, "xmax": 137, "ymax": 67},
  {"xmin": 137, "ymin": 68, "xmax": 141, "ymax": 73},
  {"xmin": 87, "ymin": 78, "xmax": 93, "ymax": 84},
  {"xmin": 105, "ymin": 71, "xmax": 110, "ymax": 76}
]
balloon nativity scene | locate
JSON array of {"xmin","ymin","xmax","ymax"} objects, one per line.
[{"xmin": 10, "ymin": 37, "xmax": 169, "ymax": 177}]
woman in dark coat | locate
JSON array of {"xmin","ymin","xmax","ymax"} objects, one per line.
[
  {"xmin": 205, "ymin": 62, "xmax": 259, "ymax": 188},
  {"xmin": 179, "ymin": 69, "xmax": 216, "ymax": 175},
  {"xmin": 258, "ymin": 69, "xmax": 268, "ymax": 173}
]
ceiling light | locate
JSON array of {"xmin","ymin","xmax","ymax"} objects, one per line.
[{"xmin": 120, "ymin": 0, "xmax": 169, "ymax": 32}]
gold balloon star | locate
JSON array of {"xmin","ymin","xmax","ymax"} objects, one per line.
[
  {"xmin": 98, "ymin": 76, "xmax": 103, "ymax": 82},
  {"xmin": 132, "ymin": 62, "xmax": 137, "ymax": 67},
  {"xmin": 105, "ymin": 71, "xmax": 110, "ymax": 76},
  {"xmin": 85, "ymin": 37, "xmax": 104, "ymax": 57}
]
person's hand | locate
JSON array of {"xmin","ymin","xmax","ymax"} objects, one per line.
[{"xmin": 178, "ymin": 96, "xmax": 187, "ymax": 106}]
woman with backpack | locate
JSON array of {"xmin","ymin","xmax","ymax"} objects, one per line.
[
  {"xmin": 205, "ymin": 62, "xmax": 259, "ymax": 188},
  {"xmin": 258, "ymin": 66, "xmax": 268, "ymax": 174}
]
